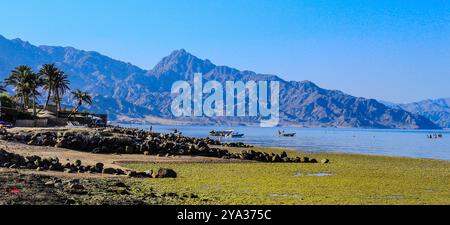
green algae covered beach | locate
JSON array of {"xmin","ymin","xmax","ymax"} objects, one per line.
[
  {"xmin": 0, "ymin": 128, "xmax": 449, "ymax": 205},
  {"xmin": 125, "ymin": 148, "xmax": 450, "ymax": 205}
]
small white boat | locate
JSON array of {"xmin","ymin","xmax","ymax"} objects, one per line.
[
  {"xmin": 226, "ymin": 132, "xmax": 245, "ymax": 138},
  {"xmin": 278, "ymin": 131, "xmax": 296, "ymax": 137},
  {"xmin": 209, "ymin": 130, "xmax": 234, "ymax": 137}
]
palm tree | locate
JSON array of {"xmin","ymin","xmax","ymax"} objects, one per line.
[
  {"xmin": 5, "ymin": 65, "xmax": 43, "ymax": 116},
  {"xmin": 38, "ymin": 64, "xmax": 60, "ymax": 110},
  {"xmin": 5, "ymin": 65, "xmax": 34, "ymax": 111},
  {"xmin": 53, "ymin": 70, "xmax": 70, "ymax": 117},
  {"xmin": 69, "ymin": 89, "xmax": 92, "ymax": 117},
  {"xmin": 27, "ymin": 73, "xmax": 44, "ymax": 116}
]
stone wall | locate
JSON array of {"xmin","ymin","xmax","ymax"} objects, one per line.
[{"xmin": 15, "ymin": 119, "xmax": 48, "ymax": 127}]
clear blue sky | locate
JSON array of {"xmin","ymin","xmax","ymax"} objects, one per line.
[{"xmin": 0, "ymin": 0, "xmax": 449, "ymax": 103}]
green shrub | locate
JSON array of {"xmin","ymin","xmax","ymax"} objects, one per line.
[{"xmin": 0, "ymin": 93, "xmax": 16, "ymax": 108}]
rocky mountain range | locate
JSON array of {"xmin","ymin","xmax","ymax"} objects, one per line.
[
  {"xmin": 388, "ymin": 98, "xmax": 450, "ymax": 129},
  {"xmin": 0, "ymin": 35, "xmax": 442, "ymax": 129}
]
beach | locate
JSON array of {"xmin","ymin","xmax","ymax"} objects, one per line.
[{"xmin": 0, "ymin": 127, "xmax": 449, "ymax": 205}]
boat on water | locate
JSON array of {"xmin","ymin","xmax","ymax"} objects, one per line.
[
  {"xmin": 168, "ymin": 128, "xmax": 182, "ymax": 135},
  {"xmin": 226, "ymin": 132, "xmax": 245, "ymax": 138},
  {"xmin": 278, "ymin": 131, "xmax": 296, "ymax": 137},
  {"xmin": 209, "ymin": 130, "xmax": 234, "ymax": 137}
]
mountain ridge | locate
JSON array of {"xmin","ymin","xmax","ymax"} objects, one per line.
[
  {"xmin": 0, "ymin": 35, "xmax": 441, "ymax": 129},
  {"xmin": 392, "ymin": 98, "xmax": 450, "ymax": 128}
]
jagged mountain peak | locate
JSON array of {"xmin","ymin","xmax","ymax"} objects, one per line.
[
  {"xmin": 10, "ymin": 38, "xmax": 35, "ymax": 48},
  {"xmin": 169, "ymin": 49, "xmax": 188, "ymax": 57},
  {"xmin": 0, "ymin": 36, "xmax": 34, "ymax": 50},
  {"xmin": 299, "ymin": 80, "xmax": 320, "ymax": 89},
  {"xmin": 165, "ymin": 49, "xmax": 207, "ymax": 62},
  {"xmin": 150, "ymin": 49, "xmax": 216, "ymax": 76}
]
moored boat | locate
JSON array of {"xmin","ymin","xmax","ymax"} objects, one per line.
[
  {"xmin": 226, "ymin": 132, "xmax": 245, "ymax": 138},
  {"xmin": 209, "ymin": 130, "xmax": 234, "ymax": 137},
  {"xmin": 278, "ymin": 131, "xmax": 296, "ymax": 137}
]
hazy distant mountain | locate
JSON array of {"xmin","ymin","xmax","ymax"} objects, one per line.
[
  {"xmin": 0, "ymin": 35, "xmax": 441, "ymax": 129},
  {"xmin": 394, "ymin": 98, "xmax": 450, "ymax": 128}
]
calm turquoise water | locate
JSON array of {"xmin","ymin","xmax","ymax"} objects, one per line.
[{"xmin": 118, "ymin": 124, "xmax": 450, "ymax": 161}]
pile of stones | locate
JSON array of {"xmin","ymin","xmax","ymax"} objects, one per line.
[
  {"xmin": 2, "ymin": 127, "xmax": 329, "ymax": 164},
  {"xmin": 0, "ymin": 148, "xmax": 177, "ymax": 178},
  {"xmin": 2, "ymin": 129, "xmax": 228, "ymax": 157}
]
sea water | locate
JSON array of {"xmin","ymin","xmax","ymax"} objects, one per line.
[{"xmin": 118, "ymin": 124, "xmax": 450, "ymax": 161}]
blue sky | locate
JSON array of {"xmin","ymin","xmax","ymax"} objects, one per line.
[{"xmin": 0, "ymin": 0, "xmax": 449, "ymax": 103}]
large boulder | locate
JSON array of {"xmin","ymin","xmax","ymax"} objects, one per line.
[
  {"xmin": 272, "ymin": 155, "xmax": 282, "ymax": 163},
  {"xmin": 127, "ymin": 171, "xmax": 152, "ymax": 178},
  {"xmin": 102, "ymin": 167, "xmax": 117, "ymax": 174},
  {"xmin": 153, "ymin": 168, "xmax": 177, "ymax": 178},
  {"xmin": 94, "ymin": 162, "xmax": 104, "ymax": 172}
]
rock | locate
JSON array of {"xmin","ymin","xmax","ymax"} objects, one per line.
[
  {"xmin": 310, "ymin": 159, "xmax": 318, "ymax": 163},
  {"xmin": 154, "ymin": 168, "xmax": 177, "ymax": 178},
  {"xmin": 48, "ymin": 164, "xmax": 58, "ymax": 171},
  {"xmin": 143, "ymin": 151, "xmax": 150, "ymax": 155},
  {"xmin": 127, "ymin": 170, "xmax": 152, "ymax": 178},
  {"xmin": 69, "ymin": 183, "xmax": 84, "ymax": 190},
  {"xmin": 281, "ymin": 151, "xmax": 288, "ymax": 158},
  {"xmin": 13, "ymin": 133, "xmax": 26, "ymax": 142},
  {"xmin": 115, "ymin": 169, "xmax": 125, "ymax": 175},
  {"xmin": 125, "ymin": 145, "xmax": 135, "ymax": 154},
  {"xmin": 44, "ymin": 181, "xmax": 56, "ymax": 187},
  {"xmin": 115, "ymin": 182, "xmax": 127, "ymax": 188},
  {"xmin": 54, "ymin": 182, "xmax": 63, "ymax": 189},
  {"xmin": 321, "ymin": 159, "xmax": 330, "ymax": 164},
  {"xmin": 190, "ymin": 194, "xmax": 199, "ymax": 199},
  {"xmin": 77, "ymin": 166, "xmax": 85, "ymax": 173},
  {"xmin": 127, "ymin": 171, "xmax": 137, "ymax": 178},
  {"xmin": 117, "ymin": 189, "xmax": 130, "ymax": 195},
  {"xmin": 102, "ymin": 167, "xmax": 117, "ymax": 174},
  {"xmin": 75, "ymin": 160, "xmax": 82, "ymax": 167},
  {"xmin": 95, "ymin": 162, "xmax": 104, "ymax": 170},
  {"xmin": 272, "ymin": 155, "xmax": 282, "ymax": 163},
  {"xmin": 68, "ymin": 179, "xmax": 80, "ymax": 184}
]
